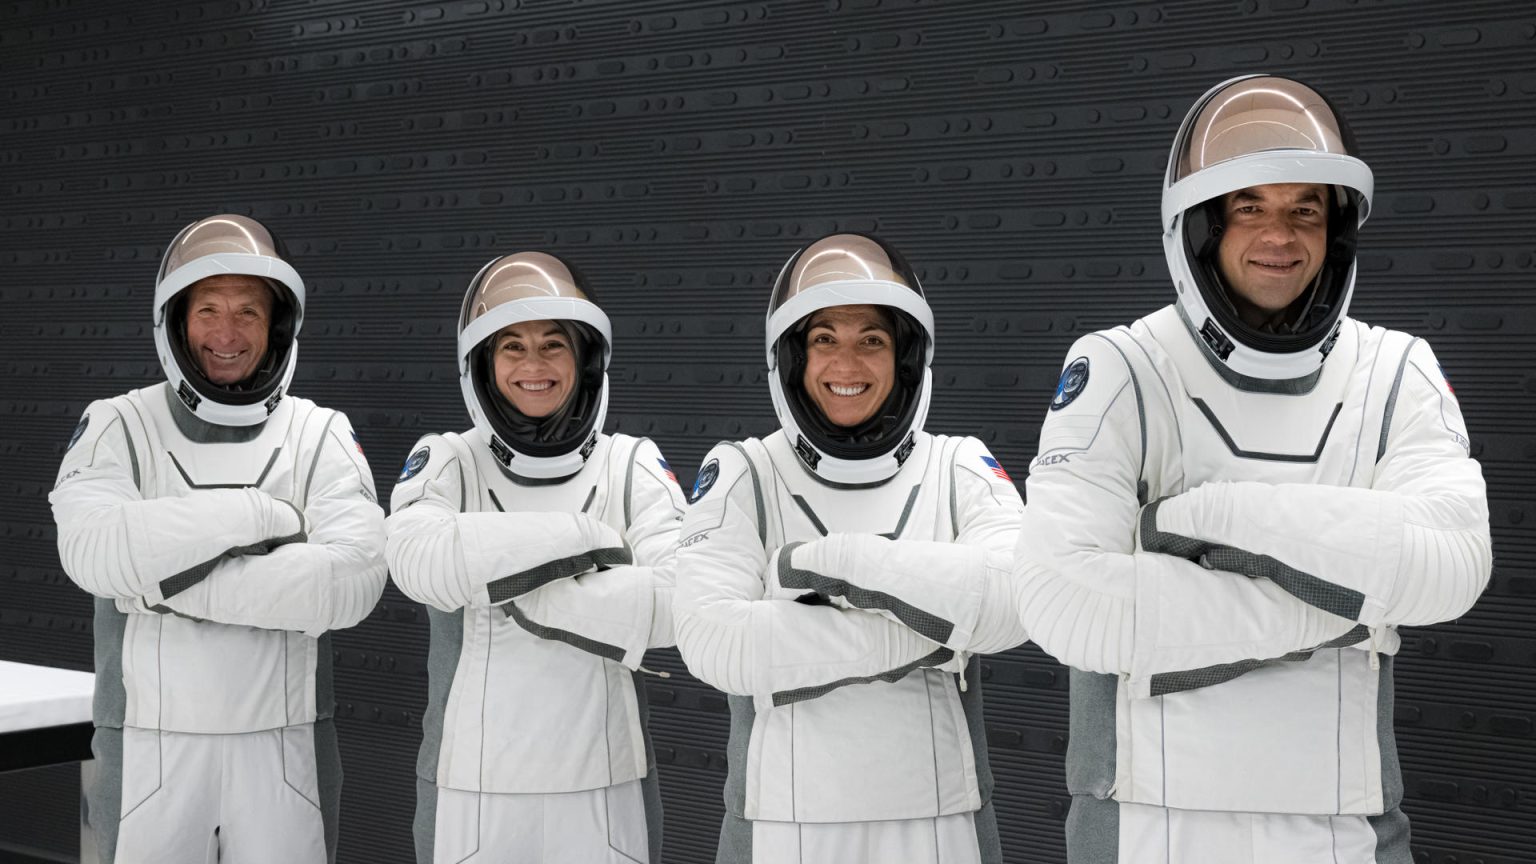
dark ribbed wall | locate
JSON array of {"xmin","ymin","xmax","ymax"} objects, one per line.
[{"xmin": 2, "ymin": 2, "xmax": 1532, "ymax": 862}]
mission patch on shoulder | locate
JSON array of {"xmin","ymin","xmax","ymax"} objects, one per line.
[
  {"xmin": 1050, "ymin": 356, "xmax": 1091, "ymax": 411},
  {"xmin": 399, "ymin": 446, "xmax": 431, "ymax": 482},
  {"xmin": 690, "ymin": 458, "xmax": 720, "ymax": 503}
]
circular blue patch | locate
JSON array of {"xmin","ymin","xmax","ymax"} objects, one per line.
[
  {"xmin": 1050, "ymin": 356, "xmax": 1090, "ymax": 412},
  {"xmin": 399, "ymin": 446, "xmax": 431, "ymax": 482},
  {"xmin": 67, "ymin": 413, "xmax": 90, "ymax": 450},
  {"xmin": 690, "ymin": 458, "xmax": 720, "ymax": 504}
]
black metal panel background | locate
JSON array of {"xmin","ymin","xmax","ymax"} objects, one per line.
[{"xmin": 2, "ymin": 2, "xmax": 1532, "ymax": 862}]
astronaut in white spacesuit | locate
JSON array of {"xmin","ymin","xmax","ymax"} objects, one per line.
[
  {"xmin": 674, "ymin": 233, "xmax": 1028, "ymax": 864},
  {"xmin": 1013, "ymin": 75, "xmax": 1493, "ymax": 863},
  {"xmin": 385, "ymin": 252, "xmax": 686, "ymax": 864},
  {"xmin": 50, "ymin": 214, "xmax": 388, "ymax": 863}
]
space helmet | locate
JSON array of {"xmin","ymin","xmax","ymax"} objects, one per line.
[
  {"xmin": 1163, "ymin": 74, "xmax": 1373, "ymax": 382},
  {"xmin": 152, "ymin": 214, "xmax": 303, "ymax": 426},
  {"xmin": 457, "ymin": 251, "xmax": 611, "ymax": 479},
  {"xmin": 766, "ymin": 233, "xmax": 935, "ymax": 485}
]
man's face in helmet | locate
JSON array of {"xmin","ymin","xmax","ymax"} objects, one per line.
[
  {"xmin": 492, "ymin": 320, "xmax": 577, "ymax": 418},
  {"xmin": 184, "ymin": 274, "xmax": 274, "ymax": 385},
  {"xmin": 801, "ymin": 304, "xmax": 896, "ymax": 428},
  {"xmin": 1216, "ymin": 183, "xmax": 1331, "ymax": 328}
]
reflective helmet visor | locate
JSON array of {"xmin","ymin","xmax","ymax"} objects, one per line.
[
  {"xmin": 1171, "ymin": 75, "xmax": 1359, "ymax": 185},
  {"xmin": 768, "ymin": 233, "xmax": 924, "ymax": 318},
  {"xmin": 459, "ymin": 251, "xmax": 593, "ymax": 332}
]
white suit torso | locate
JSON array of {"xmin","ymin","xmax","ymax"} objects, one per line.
[
  {"xmin": 387, "ymin": 429, "xmax": 685, "ymax": 794},
  {"xmin": 675, "ymin": 430, "xmax": 1024, "ymax": 825},
  {"xmin": 50, "ymin": 383, "xmax": 387, "ymax": 733},
  {"xmin": 1016, "ymin": 305, "xmax": 1491, "ymax": 822}
]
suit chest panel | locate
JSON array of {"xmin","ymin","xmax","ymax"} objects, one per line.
[
  {"xmin": 761, "ymin": 435, "xmax": 953, "ymax": 546},
  {"xmin": 137, "ymin": 395, "xmax": 308, "ymax": 501},
  {"xmin": 467, "ymin": 436, "xmax": 622, "ymax": 530},
  {"xmin": 1145, "ymin": 324, "xmax": 1386, "ymax": 494}
]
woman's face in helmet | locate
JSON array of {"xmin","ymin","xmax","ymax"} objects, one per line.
[
  {"xmin": 492, "ymin": 320, "xmax": 577, "ymax": 418},
  {"xmin": 801, "ymin": 304, "xmax": 896, "ymax": 427}
]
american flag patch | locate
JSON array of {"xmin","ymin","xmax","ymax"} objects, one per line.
[
  {"xmin": 351, "ymin": 430, "xmax": 365, "ymax": 456},
  {"xmin": 658, "ymin": 459, "xmax": 677, "ymax": 483},
  {"xmin": 1437, "ymin": 363, "xmax": 1456, "ymax": 396},
  {"xmin": 981, "ymin": 455, "xmax": 1011, "ymax": 482}
]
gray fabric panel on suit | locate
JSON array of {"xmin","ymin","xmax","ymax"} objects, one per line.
[
  {"xmin": 313, "ymin": 718, "xmax": 342, "ymax": 864},
  {"xmin": 87, "ymin": 725, "xmax": 122, "ymax": 864},
  {"xmin": 631, "ymin": 669, "xmax": 664, "ymax": 864},
  {"xmin": 315, "ymin": 631, "xmax": 335, "ymax": 721},
  {"xmin": 1369, "ymin": 805, "xmax": 1414, "ymax": 863},
  {"xmin": 414, "ymin": 775, "xmax": 438, "ymax": 864},
  {"xmin": 722, "ymin": 441, "xmax": 767, "ymax": 547},
  {"xmin": 1377, "ymin": 654, "xmax": 1404, "ymax": 810},
  {"xmin": 1148, "ymin": 624, "xmax": 1370, "ymax": 696},
  {"xmin": 1065, "ymin": 794, "xmax": 1119, "ymax": 864},
  {"xmin": 716, "ymin": 693, "xmax": 756, "ymax": 861},
  {"xmin": 623, "ymin": 437, "xmax": 643, "ymax": 526},
  {"xmin": 300, "ymin": 412, "xmax": 338, "ymax": 508},
  {"xmin": 771, "ymin": 646, "xmax": 953, "ymax": 706},
  {"xmin": 715, "ymin": 808, "xmax": 754, "ymax": 864},
  {"xmin": 417, "ymin": 606, "xmax": 464, "ymax": 782},
  {"xmin": 957, "ymin": 656, "xmax": 1002, "ymax": 863},
  {"xmin": 775, "ymin": 541, "xmax": 955, "ymax": 645},
  {"xmin": 1376, "ymin": 338, "xmax": 1420, "ymax": 464},
  {"xmin": 722, "ymin": 693, "xmax": 754, "ymax": 817},
  {"xmin": 1139, "ymin": 499, "xmax": 1366, "ymax": 621},
  {"xmin": 1066, "ymin": 669, "xmax": 1118, "ymax": 798},
  {"xmin": 973, "ymin": 799, "xmax": 1003, "ymax": 864},
  {"xmin": 484, "ymin": 546, "xmax": 632, "ymax": 605},
  {"xmin": 714, "ymin": 442, "xmax": 763, "ymax": 863},
  {"xmin": 92, "ymin": 598, "xmax": 128, "ymax": 728},
  {"xmin": 1090, "ymin": 332, "xmax": 1149, "ymax": 483}
]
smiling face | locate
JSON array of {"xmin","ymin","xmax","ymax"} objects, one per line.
[
  {"xmin": 184, "ymin": 274, "xmax": 274, "ymax": 385},
  {"xmin": 801, "ymin": 304, "xmax": 896, "ymax": 428},
  {"xmin": 492, "ymin": 320, "xmax": 578, "ymax": 418},
  {"xmin": 1216, "ymin": 182, "xmax": 1331, "ymax": 329}
]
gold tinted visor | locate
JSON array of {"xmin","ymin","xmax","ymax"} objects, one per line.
[
  {"xmin": 157, "ymin": 215, "xmax": 285, "ymax": 283},
  {"xmin": 769, "ymin": 234, "xmax": 920, "ymax": 315},
  {"xmin": 1173, "ymin": 76, "xmax": 1354, "ymax": 183},
  {"xmin": 460, "ymin": 251, "xmax": 590, "ymax": 330}
]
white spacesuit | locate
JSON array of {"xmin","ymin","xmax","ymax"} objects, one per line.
[
  {"xmin": 50, "ymin": 214, "xmax": 388, "ymax": 863},
  {"xmin": 386, "ymin": 252, "xmax": 685, "ymax": 864},
  {"xmin": 1013, "ymin": 76, "xmax": 1492, "ymax": 862},
  {"xmin": 674, "ymin": 234, "xmax": 1027, "ymax": 864}
]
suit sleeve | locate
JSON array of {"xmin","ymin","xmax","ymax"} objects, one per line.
[
  {"xmin": 151, "ymin": 411, "xmax": 387, "ymax": 636},
  {"xmin": 673, "ymin": 443, "xmax": 952, "ymax": 709},
  {"xmin": 50, "ymin": 400, "xmax": 305, "ymax": 609},
  {"xmin": 1013, "ymin": 335, "xmax": 1361, "ymax": 692},
  {"xmin": 385, "ymin": 434, "xmax": 627, "ymax": 613},
  {"xmin": 1142, "ymin": 338, "xmax": 1491, "ymax": 629},
  {"xmin": 509, "ymin": 438, "xmax": 687, "ymax": 668},
  {"xmin": 781, "ymin": 437, "xmax": 1028, "ymax": 655}
]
